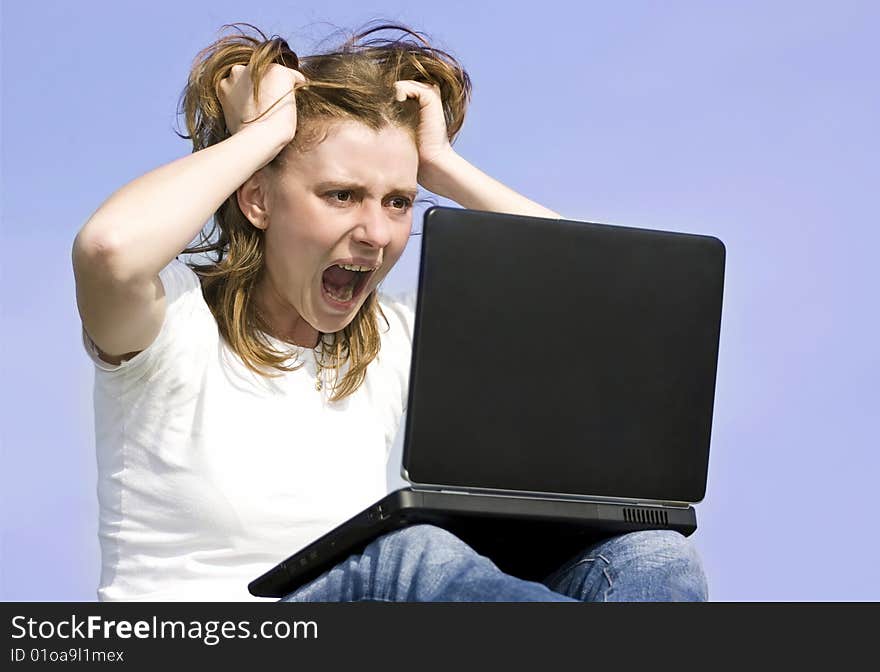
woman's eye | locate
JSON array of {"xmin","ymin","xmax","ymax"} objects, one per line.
[
  {"xmin": 389, "ymin": 197, "xmax": 412, "ymax": 211},
  {"xmin": 323, "ymin": 190, "xmax": 353, "ymax": 205}
]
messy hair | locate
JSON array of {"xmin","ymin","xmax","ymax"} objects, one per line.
[{"xmin": 177, "ymin": 22, "xmax": 471, "ymax": 401}]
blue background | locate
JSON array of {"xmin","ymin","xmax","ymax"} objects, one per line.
[{"xmin": 2, "ymin": 0, "xmax": 878, "ymax": 600}]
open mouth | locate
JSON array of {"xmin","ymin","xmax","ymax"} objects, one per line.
[{"xmin": 320, "ymin": 263, "xmax": 375, "ymax": 307}]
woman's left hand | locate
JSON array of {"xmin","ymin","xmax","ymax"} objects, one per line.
[{"xmin": 394, "ymin": 80, "xmax": 457, "ymax": 191}]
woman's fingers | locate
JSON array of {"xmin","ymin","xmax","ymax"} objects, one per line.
[
  {"xmin": 290, "ymin": 68, "xmax": 308, "ymax": 88},
  {"xmin": 394, "ymin": 79, "xmax": 441, "ymax": 104},
  {"xmin": 218, "ymin": 63, "xmax": 305, "ymax": 139},
  {"xmin": 221, "ymin": 64, "xmax": 245, "ymax": 84},
  {"xmin": 392, "ymin": 79, "xmax": 453, "ymax": 173}
]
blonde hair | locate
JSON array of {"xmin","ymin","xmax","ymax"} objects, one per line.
[{"xmin": 177, "ymin": 22, "xmax": 471, "ymax": 401}]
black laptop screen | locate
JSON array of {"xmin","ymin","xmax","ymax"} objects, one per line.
[{"xmin": 402, "ymin": 207, "xmax": 725, "ymax": 504}]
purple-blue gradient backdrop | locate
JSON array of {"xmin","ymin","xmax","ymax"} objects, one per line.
[{"xmin": 2, "ymin": 0, "xmax": 878, "ymax": 600}]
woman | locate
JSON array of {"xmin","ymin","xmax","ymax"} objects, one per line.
[{"xmin": 72, "ymin": 22, "xmax": 708, "ymax": 601}]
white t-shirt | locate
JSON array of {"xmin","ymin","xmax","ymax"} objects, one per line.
[{"xmin": 81, "ymin": 258, "xmax": 416, "ymax": 601}]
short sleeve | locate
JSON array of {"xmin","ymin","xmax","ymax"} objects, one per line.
[
  {"xmin": 379, "ymin": 289, "xmax": 416, "ymax": 338},
  {"xmin": 80, "ymin": 257, "xmax": 206, "ymax": 379},
  {"xmin": 377, "ymin": 289, "xmax": 417, "ymax": 413}
]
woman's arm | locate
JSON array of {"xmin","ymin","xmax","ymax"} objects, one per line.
[
  {"xmin": 75, "ymin": 64, "xmax": 303, "ymax": 284},
  {"xmin": 393, "ymin": 79, "xmax": 562, "ymax": 220},
  {"xmin": 72, "ymin": 65, "xmax": 302, "ymax": 359},
  {"xmin": 75, "ymin": 120, "xmax": 291, "ymax": 282},
  {"xmin": 417, "ymin": 151, "xmax": 562, "ymax": 219}
]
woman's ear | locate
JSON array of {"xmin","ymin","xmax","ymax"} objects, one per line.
[{"xmin": 236, "ymin": 170, "xmax": 272, "ymax": 230}]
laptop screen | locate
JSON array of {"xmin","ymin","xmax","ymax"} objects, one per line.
[{"xmin": 402, "ymin": 207, "xmax": 725, "ymax": 504}]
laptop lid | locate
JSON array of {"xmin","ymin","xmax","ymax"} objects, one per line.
[{"xmin": 401, "ymin": 207, "xmax": 725, "ymax": 505}]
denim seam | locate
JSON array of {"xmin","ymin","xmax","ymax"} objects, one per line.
[
  {"xmin": 597, "ymin": 554, "xmax": 613, "ymax": 601},
  {"xmin": 559, "ymin": 553, "xmax": 613, "ymax": 602}
]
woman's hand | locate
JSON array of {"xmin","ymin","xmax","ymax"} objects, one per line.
[
  {"xmin": 394, "ymin": 80, "xmax": 458, "ymax": 192},
  {"xmin": 393, "ymin": 80, "xmax": 561, "ymax": 218},
  {"xmin": 218, "ymin": 63, "xmax": 307, "ymax": 143}
]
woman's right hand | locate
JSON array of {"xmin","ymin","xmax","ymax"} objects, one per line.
[{"xmin": 217, "ymin": 63, "xmax": 306, "ymax": 142}]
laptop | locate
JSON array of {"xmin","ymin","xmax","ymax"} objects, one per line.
[{"xmin": 249, "ymin": 206, "xmax": 725, "ymax": 598}]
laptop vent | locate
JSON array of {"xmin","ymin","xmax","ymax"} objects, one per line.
[{"xmin": 623, "ymin": 507, "xmax": 669, "ymax": 526}]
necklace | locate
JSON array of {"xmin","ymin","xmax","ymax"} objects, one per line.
[
  {"xmin": 313, "ymin": 349, "xmax": 325, "ymax": 392},
  {"xmin": 255, "ymin": 305, "xmax": 328, "ymax": 392}
]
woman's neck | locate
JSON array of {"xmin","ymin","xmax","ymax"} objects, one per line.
[{"xmin": 253, "ymin": 276, "xmax": 320, "ymax": 349}]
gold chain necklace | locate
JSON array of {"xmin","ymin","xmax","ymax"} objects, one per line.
[
  {"xmin": 313, "ymin": 348, "xmax": 325, "ymax": 392},
  {"xmin": 255, "ymin": 306, "xmax": 328, "ymax": 392}
]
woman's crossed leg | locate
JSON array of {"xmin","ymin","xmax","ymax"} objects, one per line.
[{"xmin": 280, "ymin": 524, "xmax": 707, "ymax": 603}]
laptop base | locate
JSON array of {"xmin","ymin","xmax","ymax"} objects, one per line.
[{"xmin": 249, "ymin": 487, "xmax": 697, "ymax": 598}]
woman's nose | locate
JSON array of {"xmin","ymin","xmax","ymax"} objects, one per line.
[{"xmin": 352, "ymin": 201, "xmax": 393, "ymax": 249}]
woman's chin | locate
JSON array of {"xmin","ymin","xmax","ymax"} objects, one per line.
[{"xmin": 312, "ymin": 305, "xmax": 360, "ymax": 335}]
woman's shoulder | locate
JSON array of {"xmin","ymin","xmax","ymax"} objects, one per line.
[
  {"xmin": 162, "ymin": 256, "xmax": 206, "ymax": 293},
  {"xmin": 377, "ymin": 288, "xmax": 417, "ymax": 336},
  {"xmin": 81, "ymin": 257, "xmax": 216, "ymax": 377}
]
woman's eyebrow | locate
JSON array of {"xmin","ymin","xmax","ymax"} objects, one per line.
[{"xmin": 314, "ymin": 180, "xmax": 418, "ymax": 199}]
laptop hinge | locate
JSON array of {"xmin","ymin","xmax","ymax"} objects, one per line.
[{"xmin": 412, "ymin": 484, "xmax": 692, "ymax": 509}]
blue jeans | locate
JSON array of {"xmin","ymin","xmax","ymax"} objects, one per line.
[{"xmin": 280, "ymin": 524, "xmax": 708, "ymax": 602}]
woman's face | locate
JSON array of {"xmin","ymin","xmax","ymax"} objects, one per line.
[{"xmin": 242, "ymin": 120, "xmax": 419, "ymax": 344}]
